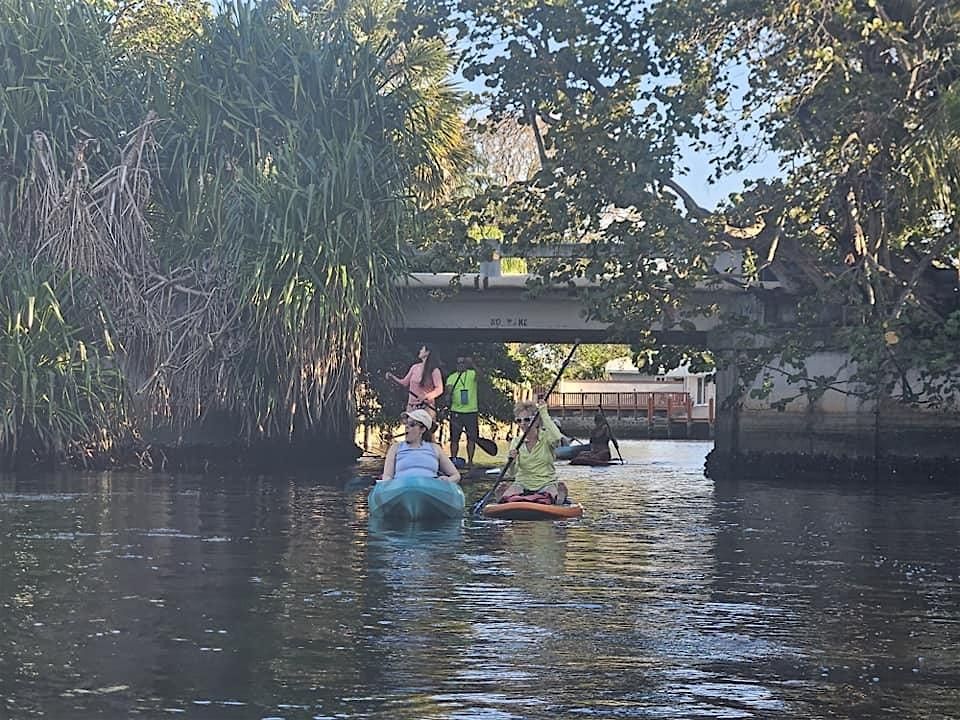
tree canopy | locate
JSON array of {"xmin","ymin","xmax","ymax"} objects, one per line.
[{"xmin": 415, "ymin": 0, "xmax": 960, "ymax": 408}]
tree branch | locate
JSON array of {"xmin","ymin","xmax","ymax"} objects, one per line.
[
  {"xmin": 525, "ymin": 99, "xmax": 549, "ymax": 168},
  {"xmin": 658, "ymin": 176, "xmax": 710, "ymax": 221},
  {"xmin": 893, "ymin": 218, "xmax": 958, "ymax": 320}
]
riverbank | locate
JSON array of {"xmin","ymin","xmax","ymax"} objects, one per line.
[
  {"xmin": 38, "ymin": 432, "xmax": 366, "ymax": 474},
  {"xmin": 709, "ymin": 351, "xmax": 960, "ymax": 486}
]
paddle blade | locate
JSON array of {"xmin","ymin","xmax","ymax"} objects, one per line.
[{"xmin": 476, "ymin": 436, "xmax": 498, "ymax": 456}]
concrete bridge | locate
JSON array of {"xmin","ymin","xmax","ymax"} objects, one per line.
[
  {"xmin": 389, "ymin": 270, "xmax": 789, "ymax": 347},
  {"xmin": 385, "ymin": 251, "xmax": 960, "ymax": 482}
]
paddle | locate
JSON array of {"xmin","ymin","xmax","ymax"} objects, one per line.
[
  {"xmin": 471, "ymin": 342, "xmax": 580, "ymax": 514},
  {"xmin": 474, "ymin": 435, "xmax": 499, "ymax": 457},
  {"xmin": 600, "ymin": 413, "xmax": 625, "ymax": 464},
  {"xmin": 409, "ymin": 393, "xmax": 499, "ymax": 457}
]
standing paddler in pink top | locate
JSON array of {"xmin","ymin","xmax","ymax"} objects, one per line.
[{"xmin": 385, "ymin": 343, "xmax": 444, "ymax": 417}]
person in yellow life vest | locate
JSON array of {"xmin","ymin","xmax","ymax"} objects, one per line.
[
  {"xmin": 493, "ymin": 400, "xmax": 568, "ymax": 505},
  {"xmin": 445, "ymin": 355, "xmax": 480, "ymax": 466}
]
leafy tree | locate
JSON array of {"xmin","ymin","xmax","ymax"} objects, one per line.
[
  {"xmin": 416, "ymin": 0, "xmax": 707, "ymax": 322},
  {"xmin": 509, "ymin": 343, "xmax": 630, "ymax": 387},
  {"xmin": 105, "ymin": 0, "xmax": 209, "ymax": 61},
  {"xmin": 507, "ymin": 343, "xmax": 567, "ymax": 391},
  {"xmin": 416, "ymin": 0, "xmax": 960, "ymax": 410},
  {"xmin": 646, "ymin": 0, "xmax": 960, "ymax": 407}
]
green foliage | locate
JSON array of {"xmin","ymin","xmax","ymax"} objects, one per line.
[
  {"xmin": 508, "ymin": 343, "xmax": 630, "ymax": 386},
  {"xmin": 415, "ymin": 0, "xmax": 711, "ymax": 334},
  {"xmin": 0, "ymin": 0, "xmax": 474, "ymax": 464},
  {"xmin": 648, "ymin": 0, "xmax": 960, "ymax": 404},
  {"xmin": 630, "ymin": 344, "xmax": 716, "ymax": 375},
  {"xmin": 567, "ymin": 344, "xmax": 631, "ymax": 380},
  {"xmin": 0, "ymin": 271, "xmax": 124, "ymax": 466},
  {"xmin": 507, "ymin": 344, "xmax": 567, "ymax": 390},
  {"xmin": 418, "ymin": 0, "xmax": 960, "ymax": 411},
  {"xmin": 151, "ymin": 0, "xmax": 422, "ymax": 441},
  {"xmin": 0, "ymin": 0, "xmax": 144, "ymax": 231},
  {"xmin": 107, "ymin": 0, "xmax": 209, "ymax": 61}
]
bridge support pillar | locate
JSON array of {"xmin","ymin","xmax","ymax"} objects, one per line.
[{"xmin": 708, "ymin": 350, "xmax": 960, "ymax": 483}]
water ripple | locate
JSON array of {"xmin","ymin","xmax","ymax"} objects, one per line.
[{"xmin": 1, "ymin": 443, "xmax": 959, "ymax": 718}]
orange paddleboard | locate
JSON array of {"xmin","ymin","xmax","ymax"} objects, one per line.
[{"xmin": 482, "ymin": 501, "xmax": 584, "ymax": 521}]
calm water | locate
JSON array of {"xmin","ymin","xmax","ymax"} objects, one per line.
[{"xmin": 1, "ymin": 440, "xmax": 958, "ymax": 719}]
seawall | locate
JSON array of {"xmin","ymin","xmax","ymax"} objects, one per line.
[{"xmin": 708, "ymin": 352, "xmax": 960, "ymax": 484}]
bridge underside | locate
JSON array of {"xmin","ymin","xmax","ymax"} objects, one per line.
[{"xmin": 388, "ymin": 278, "xmax": 721, "ymax": 345}]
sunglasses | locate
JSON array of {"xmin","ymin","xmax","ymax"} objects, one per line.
[
  {"xmin": 404, "ymin": 420, "xmax": 426, "ymax": 430},
  {"xmin": 515, "ymin": 416, "xmax": 534, "ymax": 424}
]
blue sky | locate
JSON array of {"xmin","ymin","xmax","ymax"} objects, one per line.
[
  {"xmin": 674, "ymin": 138, "xmax": 782, "ymax": 211},
  {"xmin": 450, "ymin": 26, "xmax": 782, "ymax": 213}
]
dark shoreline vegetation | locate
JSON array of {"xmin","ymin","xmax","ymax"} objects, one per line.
[
  {"xmin": 0, "ymin": 0, "xmax": 473, "ymax": 470},
  {"xmin": 2, "ymin": 0, "xmax": 959, "ymax": 475}
]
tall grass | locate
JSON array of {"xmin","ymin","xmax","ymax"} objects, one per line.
[
  {"xmin": 0, "ymin": 0, "xmax": 472, "ymax": 465},
  {"xmin": 0, "ymin": 272, "xmax": 124, "ymax": 466}
]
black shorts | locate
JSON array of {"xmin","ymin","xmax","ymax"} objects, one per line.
[{"xmin": 449, "ymin": 411, "xmax": 478, "ymax": 440}]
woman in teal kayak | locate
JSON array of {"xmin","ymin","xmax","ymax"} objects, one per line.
[
  {"xmin": 381, "ymin": 408, "xmax": 461, "ymax": 483},
  {"xmin": 492, "ymin": 400, "xmax": 568, "ymax": 504}
]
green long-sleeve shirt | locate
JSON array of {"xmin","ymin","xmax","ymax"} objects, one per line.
[{"xmin": 504, "ymin": 405, "xmax": 562, "ymax": 487}]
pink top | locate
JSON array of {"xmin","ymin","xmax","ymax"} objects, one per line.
[{"xmin": 397, "ymin": 362, "xmax": 444, "ymax": 410}]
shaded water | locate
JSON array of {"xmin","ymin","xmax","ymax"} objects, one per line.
[{"xmin": 1, "ymin": 440, "xmax": 958, "ymax": 719}]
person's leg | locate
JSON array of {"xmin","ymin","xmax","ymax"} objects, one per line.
[
  {"xmin": 534, "ymin": 481, "xmax": 568, "ymax": 504},
  {"xmin": 465, "ymin": 412, "xmax": 479, "ymax": 465},
  {"xmin": 554, "ymin": 481, "xmax": 568, "ymax": 504},
  {"xmin": 493, "ymin": 481, "xmax": 525, "ymax": 502},
  {"xmin": 449, "ymin": 413, "xmax": 463, "ymax": 460}
]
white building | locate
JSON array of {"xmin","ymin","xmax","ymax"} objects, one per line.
[{"xmin": 557, "ymin": 357, "xmax": 715, "ymax": 410}]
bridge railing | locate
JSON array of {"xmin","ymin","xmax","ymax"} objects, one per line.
[{"xmin": 538, "ymin": 390, "xmax": 714, "ymax": 425}]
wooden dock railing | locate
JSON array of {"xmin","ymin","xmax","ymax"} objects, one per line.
[{"xmin": 539, "ymin": 390, "xmax": 714, "ymax": 427}]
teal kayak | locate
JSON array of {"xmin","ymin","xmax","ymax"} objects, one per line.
[{"xmin": 367, "ymin": 476, "xmax": 465, "ymax": 522}]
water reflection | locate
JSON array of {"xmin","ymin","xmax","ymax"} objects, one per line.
[{"xmin": 1, "ymin": 444, "xmax": 959, "ymax": 719}]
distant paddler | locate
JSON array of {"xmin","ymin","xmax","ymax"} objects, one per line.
[{"xmin": 571, "ymin": 411, "xmax": 613, "ymax": 464}]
